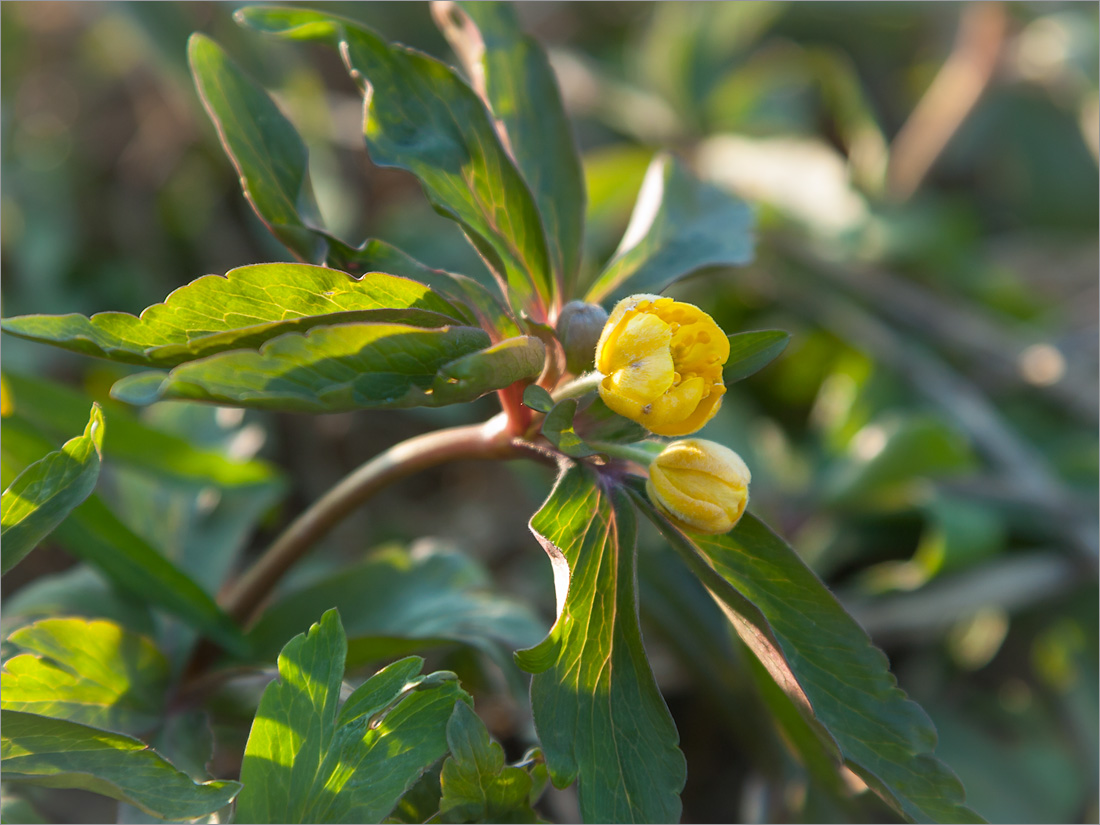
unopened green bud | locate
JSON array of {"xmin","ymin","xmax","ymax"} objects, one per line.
[{"xmin": 556, "ymin": 300, "xmax": 609, "ymax": 375}]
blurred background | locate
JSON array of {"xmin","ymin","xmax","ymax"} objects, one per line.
[{"xmin": 1, "ymin": 2, "xmax": 1097, "ymax": 823}]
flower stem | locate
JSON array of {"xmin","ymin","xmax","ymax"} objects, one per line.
[
  {"xmin": 221, "ymin": 418, "xmax": 520, "ymax": 627},
  {"xmin": 588, "ymin": 441, "xmax": 662, "ymax": 468}
]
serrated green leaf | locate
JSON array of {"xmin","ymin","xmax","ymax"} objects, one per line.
[
  {"xmin": 439, "ymin": 701, "xmax": 538, "ymax": 824},
  {"xmin": 109, "ymin": 322, "xmax": 531, "ymax": 412},
  {"xmin": 540, "ymin": 399, "xmax": 597, "ymax": 458},
  {"xmin": 2, "ymin": 264, "xmax": 473, "ymax": 369},
  {"xmin": 522, "ymin": 384, "xmax": 554, "ymax": 413},
  {"xmin": 236, "ymin": 609, "xmax": 470, "ymax": 823},
  {"xmin": 324, "ymin": 240, "xmax": 520, "ymax": 338},
  {"xmin": 515, "ymin": 465, "xmax": 685, "ymax": 823},
  {"xmin": 1, "ymin": 618, "xmax": 168, "ymax": 734},
  {"xmin": 249, "ymin": 543, "xmax": 545, "ymax": 670},
  {"xmin": 0, "ymin": 710, "xmax": 241, "ymax": 820},
  {"xmin": 1, "ymin": 371, "xmax": 281, "ymax": 489},
  {"xmin": 724, "ymin": 329, "xmax": 790, "ymax": 383},
  {"xmin": 52, "ymin": 497, "xmax": 249, "ymax": 658},
  {"xmin": 584, "ymin": 154, "xmax": 754, "ymax": 304},
  {"xmin": 237, "ymin": 6, "xmax": 557, "ymax": 321},
  {"xmin": 439, "ymin": 1, "xmax": 585, "ymax": 291},
  {"xmin": 634, "ymin": 492, "xmax": 982, "ymax": 824},
  {"xmin": 1, "ymin": 405, "xmax": 104, "ymax": 576}
]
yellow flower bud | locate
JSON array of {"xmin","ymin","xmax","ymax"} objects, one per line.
[
  {"xmin": 646, "ymin": 439, "xmax": 751, "ymax": 534},
  {"xmin": 594, "ymin": 294, "xmax": 729, "ymax": 436}
]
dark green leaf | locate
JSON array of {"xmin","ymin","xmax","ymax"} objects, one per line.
[
  {"xmin": 1, "ymin": 371, "xmax": 281, "ymax": 489},
  {"xmin": 238, "ymin": 6, "xmax": 557, "ymax": 321},
  {"xmin": 52, "ymin": 497, "xmax": 248, "ymax": 657},
  {"xmin": 724, "ymin": 329, "xmax": 790, "ymax": 383},
  {"xmin": 540, "ymin": 399, "xmax": 597, "ymax": 458},
  {"xmin": 188, "ymin": 33, "xmax": 326, "ymax": 263},
  {"xmin": 516, "ymin": 465, "xmax": 685, "ymax": 823},
  {"xmin": 439, "ymin": 701, "xmax": 539, "ymax": 824},
  {"xmin": 236, "ymin": 609, "xmax": 470, "ymax": 823},
  {"xmin": 2, "ymin": 264, "xmax": 472, "ymax": 369},
  {"xmin": 431, "ymin": 336, "xmax": 545, "ymax": 406},
  {"xmin": 584, "ymin": 154, "xmax": 754, "ymax": 305},
  {"xmin": 571, "ymin": 394, "xmax": 649, "ymax": 445},
  {"xmin": 522, "ymin": 384, "xmax": 554, "ymax": 413},
  {"xmin": 635, "ymin": 493, "xmax": 982, "ymax": 824},
  {"xmin": 1, "ymin": 618, "xmax": 168, "ymax": 734},
  {"xmin": 1, "ymin": 405, "xmax": 104, "ymax": 576},
  {"xmin": 249, "ymin": 543, "xmax": 545, "ymax": 670},
  {"xmin": 438, "ymin": 1, "xmax": 585, "ymax": 290},
  {"xmin": 0, "ymin": 710, "xmax": 240, "ymax": 820},
  {"xmin": 109, "ymin": 323, "xmax": 527, "ymax": 412}
]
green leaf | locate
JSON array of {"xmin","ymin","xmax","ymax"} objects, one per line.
[
  {"xmin": 236, "ymin": 609, "xmax": 470, "ymax": 823},
  {"xmin": 522, "ymin": 384, "xmax": 554, "ymax": 413},
  {"xmin": 516, "ymin": 465, "xmax": 685, "ymax": 823},
  {"xmin": 237, "ymin": 6, "xmax": 557, "ymax": 320},
  {"xmin": 2, "ymin": 264, "xmax": 472, "ymax": 369},
  {"xmin": 584, "ymin": 154, "xmax": 754, "ymax": 305},
  {"xmin": 571, "ymin": 394, "xmax": 649, "ymax": 445},
  {"xmin": 1, "ymin": 618, "xmax": 168, "ymax": 734},
  {"xmin": 109, "ymin": 323, "xmax": 542, "ymax": 412},
  {"xmin": 540, "ymin": 399, "xmax": 597, "ymax": 458},
  {"xmin": 438, "ymin": 1, "xmax": 585, "ymax": 290},
  {"xmin": 249, "ymin": 543, "xmax": 545, "ymax": 670},
  {"xmin": 634, "ymin": 493, "xmax": 982, "ymax": 824},
  {"xmin": 52, "ymin": 497, "xmax": 249, "ymax": 658},
  {"xmin": 1, "ymin": 371, "xmax": 281, "ymax": 489},
  {"xmin": 0, "ymin": 711, "xmax": 239, "ymax": 819},
  {"xmin": 439, "ymin": 701, "xmax": 539, "ymax": 824},
  {"xmin": 324, "ymin": 240, "xmax": 520, "ymax": 338},
  {"xmin": 1, "ymin": 405, "xmax": 104, "ymax": 576},
  {"xmin": 188, "ymin": 33, "xmax": 325, "ymax": 262},
  {"xmin": 724, "ymin": 329, "xmax": 790, "ymax": 383}
]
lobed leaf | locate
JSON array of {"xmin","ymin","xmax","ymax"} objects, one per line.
[
  {"xmin": 108, "ymin": 323, "xmax": 540, "ymax": 412},
  {"xmin": 633, "ymin": 490, "xmax": 983, "ymax": 824},
  {"xmin": 436, "ymin": 0, "xmax": 585, "ymax": 291},
  {"xmin": 516, "ymin": 464, "xmax": 686, "ymax": 823},
  {"xmin": 439, "ymin": 701, "xmax": 539, "ymax": 824},
  {"xmin": 249, "ymin": 543, "xmax": 545, "ymax": 671},
  {"xmin": 584, "ymin": 154, "xmax": 754, "ymax": 305},
  {"xmin": 236, "ymin": 609, "xmax": 470, "ymax": 823},
  {"xmin": 237, "ymin": 6, "xmax": 557, "ymax": 321},
  {"xmin": 1, "ymin": 618, "xmax": 168, "ymax": 735},
  {"xmin": 724, "ymin": 329, "xmax": 790, "ymax": 383},
  {"xmin": 1, "ymin": 405, "xmax": 104, "ymax": 575},
  {"xmin": 0, "ymin": 710, "xmax": 240, "ymax": 820},
  {"xmin": 1, "ymin": 263, "xmax": 472, "ymax": 369}
]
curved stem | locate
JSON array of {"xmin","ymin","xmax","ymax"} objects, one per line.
[{"xmin": 221, "ymin": 418, "xmax": 520, "ymax": 627}]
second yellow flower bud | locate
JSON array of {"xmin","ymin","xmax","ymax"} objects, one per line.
[{"xmin": 646, "ymin": 438, "xmax": 751, "ymax": 534}]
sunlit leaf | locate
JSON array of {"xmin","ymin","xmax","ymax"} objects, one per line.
[
  {"xmin": 2, "ymin": 264, "xmax": 472, "ymax": 369},
  {"xmin": 238, "ymin": 6, "xmax": 557, "ymax": 320},
  {"xmin": 585, "ymin": 154, "xmax": 753, "ymax": 304},
  {"xmin": 1, "ymin": 618, "xmax": 168, "ymax": 734},
  {"xmin": 540, "ymin": 399, "xmax": 597, "ymax": 458},
  {"xmin": 437, "ymin": 0, "xmax": 585, "ymax": 290},
  {"xmin": 516, "ymin": 464, "xmax": 685, "ymax": 823},
  {"xmin": 634, "ymin": 490, "xmax": 982, "ymax": 824},
  {"xmin": 109, "ymin": 323, "xmax": 541, "ymax": 412},
  {"xmin": 439, "ymin": 701, "xmax": 539, "ymax": 824},
  {"xmin": 1, "ymin": 405, "xmax": 104, "ymax": 576},
  {"xmin": 724, "ymin": 329, "xmax": 790, "ymax": 383},
  {"xmin": 0, "ymin": 710, "xmax": 240, "ymax": 820},
  {"xmin": 236, "ymin": 609, "xmax": 470, "ymax": 823}
]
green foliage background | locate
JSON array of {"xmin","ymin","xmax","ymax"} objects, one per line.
[{"xmin": 2, "ymin": 2, "xmax": 1097, "ymax": 823}]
